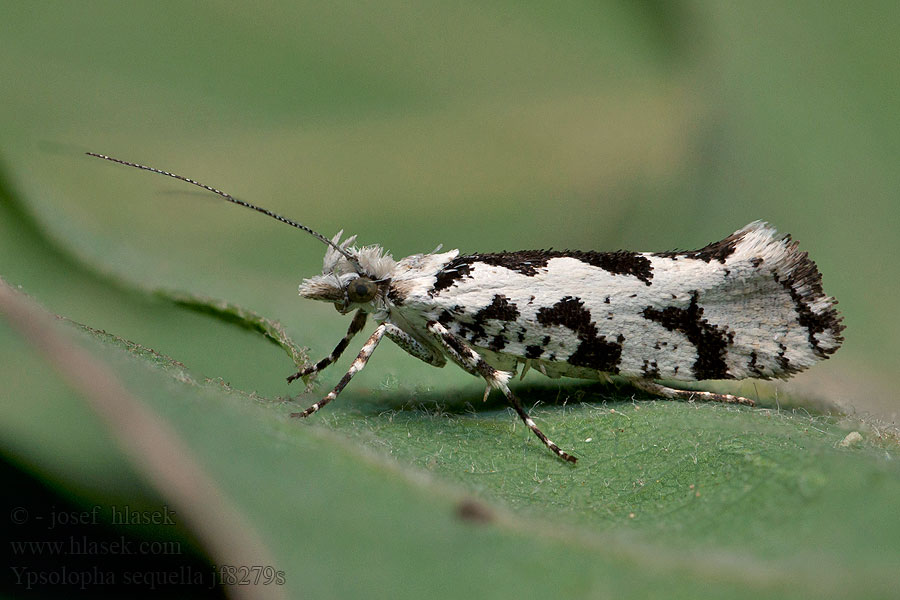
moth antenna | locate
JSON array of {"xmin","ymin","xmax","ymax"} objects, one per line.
[{"xmin": 86, "ymin": 152, "xmax": 364, "ymax": 274}]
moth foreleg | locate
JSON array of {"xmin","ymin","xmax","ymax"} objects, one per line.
[
  {"xmin": 631, "ymin": 379, "xmax": 755, "ymax": 407},
  {"xmin": 383, "ymin": 323, "xmax": 446, "ymax": 367},
  {"xmin": 291, "ymin": 323, "xmax": 386, "ymax": 418},
  {"xmin": 426, "ymin": 321, "xmax": 577, "ymax": 464},
  {"xmin": 287, "ymin": 310, "xmax": 368, "ymax": 383}
]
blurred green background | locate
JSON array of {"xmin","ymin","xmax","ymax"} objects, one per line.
[
  {"xmin": 3, "ymin": 1, "xmax": 897, "ymax": 408},
  {"xmin": 3, "ymin": 2, "xmax": 899, "ymax": 598}
]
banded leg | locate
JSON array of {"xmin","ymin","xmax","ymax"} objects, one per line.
[
  {"xmin": 631, "ymin": 379, "xmax": 755, "ymax": 407},
  {"xmin": 383, "ymin": 323, "xmax": 446, "ymax": 367},
  {"xmin": 287, "ymin": 310, "xmax": 368, "ymax": 383},
  {"xmin": 291, "ymin": 323, "xmax": 386, "ymax": 418},
  {"xmin": 426, "ymin": 321, "xmax": 577, "ymax": 464}
]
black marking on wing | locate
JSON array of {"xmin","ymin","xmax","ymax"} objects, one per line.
[
  {"xmin": 475, "ymin": 294, "xmax": 519, "ymax": 322},
  {"xmin": 776, "ymin": 342, "xmax": 796, "ymax": 374},
  {"xmin": 653, "ymin": 229, "xmax": 744, "ymax": 263},
  {"xmin": 432, "ymin": 261, "xmax": 473, "ymax": 294},
  {"xmin": 489, "ymin": 334, "xmax": 508, "ymax": 352},
  {"xmin": 772, "ymin": 251, "xmax": 844, "ymax": 358},
  {"xmin": 576, "ymin": 251, "xmax": 652, "ymax": 285},
  {"xmin": 748, "ymin": 351, "xmax": 765, "ymax": 377},
  {"xmin": 525, "ymin": 345, "xmax": 543, "ymax": 359},
  {"xmin": 536, "ymin": 296, "xmax": 622, "ymax": 373},
  {"xmin": 641, "ymin": 359, "xmax": 661, "ymax": 379},
  {"xmin": 777, "ymin": 342, "xmax": 791, "ymax": 373},
  {"xmin": 467, "ymin": 250, "xmax": 548, "ymax": 276},
  {"xmin": 455, "ymin": 294, "xmax": 521, "ymax": 344},
  {"xmin": 642, "ymin": 291, "xmax": 735, "ymax": 380},
  {"xmin": 430, "ymin": 249, "xmax": 653, "ymax": 295}
]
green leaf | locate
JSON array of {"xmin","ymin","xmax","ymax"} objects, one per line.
[
  {"xmin": 157, "ymin": 289, "xmax": 310, "ymax": 373},
  {"xmin": 4, "ymin": 278, "xmax": 900, "ymax": 599}
]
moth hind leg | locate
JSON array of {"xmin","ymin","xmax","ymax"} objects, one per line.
[{"xmin": 631, "ymin": 379, "xmax": 755, "ymax": 407}]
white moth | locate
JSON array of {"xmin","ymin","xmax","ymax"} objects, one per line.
[{"xmin": 89, "ymin": 153, "xmax": 844, "ymax": 464}]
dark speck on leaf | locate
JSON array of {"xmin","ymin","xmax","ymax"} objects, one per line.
[{"xmin": 455, "ymin": 498, "xmax": 494, "ymax": 523}]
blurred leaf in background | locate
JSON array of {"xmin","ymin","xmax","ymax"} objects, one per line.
[{"xmin": 2, "ymin": 2, "xmax": 898, "ymax": 598}]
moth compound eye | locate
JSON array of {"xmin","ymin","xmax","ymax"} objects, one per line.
[{"xmin": 347, "ymin": 277, "xmax": 377, "ymax": 303}]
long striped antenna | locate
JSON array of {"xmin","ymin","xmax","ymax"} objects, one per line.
[{"xmin": 86, "ymin": 152, "xmax": 363, "ymax": 274}]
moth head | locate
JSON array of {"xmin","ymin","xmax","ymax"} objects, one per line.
[{"xmin": 298, "ymin": 231, "xmax": 396, "ymax": 313}]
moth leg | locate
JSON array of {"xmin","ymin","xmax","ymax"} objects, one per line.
[
  {"xmin": 287, "ymin": 310, "xmax": 368, "ymax": 383},
  {"xmin": 631, "ymin": 379, "xmax": 755, "ymax": 407},
  {"xmin": 383, "ymin": 323, "xmax": 446, "ymax": 367},
  {"xmin": 291, "ymin": 323, "xmax": 386, "ymax": 418},
  {"xmin": 519, "ymin": 359, "xmax": 531, "ymax": 380},
  {"xmin": 426, "ymin": 321, "xmax": 577, "ymax": 464}
]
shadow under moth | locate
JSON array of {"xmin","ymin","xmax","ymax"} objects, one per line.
[{"xmin": 88, "ymin": 153, "xmax": 844, "ymax": 463}]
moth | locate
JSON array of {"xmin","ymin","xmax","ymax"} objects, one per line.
[{"xmin": 88, "ymin": 153, "xmax": 844, "ymax": 464}]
